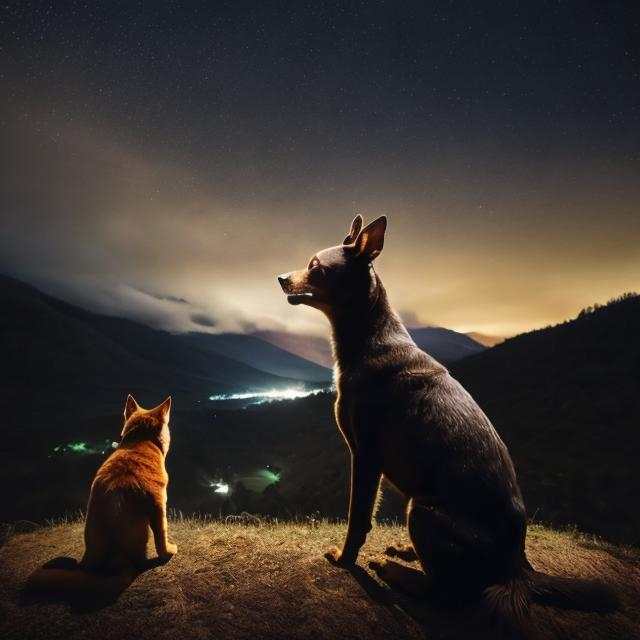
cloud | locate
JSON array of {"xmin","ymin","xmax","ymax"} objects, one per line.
[
  {"xmin": 190, "ymin": 313, "xmax": 217, "ymax": 328},
  {"xmin": 135, "ymin": 289, "xmax": 190, "ymax": 304}
]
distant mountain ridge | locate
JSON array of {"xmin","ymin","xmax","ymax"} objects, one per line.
[
  {"xmin": 409, "ymin": 326, "xmax": 486, "ymax": 363},
  {"xmin": 254, "ymin": 326, "xmax": 486, "ymax": 368},
  {"xmin": 0, "ymin": 274, "xmax": 484, "ymax": 419},
  {"xmin": 180, "ymin": 332, "xmax": 330, "ymax": 383},
  {"xmin": 251, "ymin": 330, "xmax": 335, "ymax": 368},
  {"xmin": 1, "ymin": 273, "xmax": 485, "ymax": 405},
  {"xmin": 466, "ymin": 331, "xmax": 504, "ymax": 347},
  {"xmin": 0, "ymin": 275, "xmax": 330, "ymax": 417}
]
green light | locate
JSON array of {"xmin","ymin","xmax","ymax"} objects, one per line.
[
  {"xmin": 258, "ymin": 469, "xmax": 280, "ymax": 483},
  {"xmin": 52, "ymin": 438, "xmax": 116, "ymax": 456}
]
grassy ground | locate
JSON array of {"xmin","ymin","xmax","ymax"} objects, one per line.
[{"xmin": 0, "ymin": 519, "xmax": 639, "ymax": 640}]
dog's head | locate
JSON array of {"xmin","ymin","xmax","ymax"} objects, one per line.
[{"xmin": 277, "ymin": 215, "xmax": 387, "ymax": 317}]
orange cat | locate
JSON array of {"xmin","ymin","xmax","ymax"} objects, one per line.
[
  {"xmin": 27, "ymin": 395, "xmax": 176, "ymax": 595},
  {"xmin": 83, "ymin": 394, "xmax": 177, "ymax": 569}
]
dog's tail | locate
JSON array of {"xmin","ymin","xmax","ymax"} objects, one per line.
[
  {"xmin": 483, "ymin": 575, "xmax": 534, "ymax": 639},
  {"xmin": 25, "ymin": 558, "xmax": 136, "ymax": 599},
  {"xmin": 482, "ymin": 564, "xmax": 618, "ymax": 639},
  {"xmin": 526, "ymin": 567, "xmax": 618, "ymax": 611}
]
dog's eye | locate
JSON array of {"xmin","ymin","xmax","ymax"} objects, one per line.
[{"xmin": 308, "ymin": 263, "xmax": 325, "ymax": 284}]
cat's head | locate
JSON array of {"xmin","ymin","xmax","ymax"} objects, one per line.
[{"xmin": 120, "ymin": 394, "xmax": 172, "ymax": 454}]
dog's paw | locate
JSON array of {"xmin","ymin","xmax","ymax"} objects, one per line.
[
  {"xmin": 325, "ymin": 546, "xmax": 355, "ymax": 568},
  {"xmin": 369, "ymin": 559, "xmax": 388, "ymax": 579},
  {"xmin": 385, "ymin": 544, "xmax": 418, "ymax": 562}
]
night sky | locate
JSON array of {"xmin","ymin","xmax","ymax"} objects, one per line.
[{"xmin": 1, "ymin": 1, "xmax": 639, "ymax": 337}]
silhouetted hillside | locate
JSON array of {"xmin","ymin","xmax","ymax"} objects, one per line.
[{"xmin": 452, "ymin": 293, "xmax": 640, "ymax": 543}]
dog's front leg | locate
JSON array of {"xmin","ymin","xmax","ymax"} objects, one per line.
[{"xmin": 327, "ymin": 452, "xmax": 382, "ymax": 567}]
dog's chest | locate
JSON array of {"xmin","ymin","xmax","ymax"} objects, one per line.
[{"xmin": 334, "ymin": 374, "xmax": 372, "ymax": 452}]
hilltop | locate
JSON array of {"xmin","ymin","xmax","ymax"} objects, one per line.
[{"xmin": 1, "ymin": 520, "xmax": 639, "ymax": 640}]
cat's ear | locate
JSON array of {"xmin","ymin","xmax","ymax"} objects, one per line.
[
  {"xmin": 343, "ymin": 214, "xmax": 363, "ymax": 245},
  {"xmin": 155, "ymin": 396, "xmax": 172, "ymax": 422},
  {"xmin": 124, "ymin": 394, "xmax": 140, "ymax": 420}
]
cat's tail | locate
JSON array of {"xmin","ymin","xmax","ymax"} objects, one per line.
[{"xmin": 24, "ymin": 557, "xmax": 136, "ymax": 601}]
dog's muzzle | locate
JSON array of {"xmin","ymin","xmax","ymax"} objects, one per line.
[
  {"xmin": 277, "ymin": 273, "xmax": 291, "ymax": 291},
  {"xmin": 277, "ymin": 273, "xmax": 315, "ymax": 305}
]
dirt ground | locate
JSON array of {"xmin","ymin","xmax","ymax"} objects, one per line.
[{"xmin": 1, "ymin": 519, "xmax": 638, "ymax": 640}]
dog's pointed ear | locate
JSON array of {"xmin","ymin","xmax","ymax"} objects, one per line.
[
  {"xmin": 343, "ymin": 214, "xmax": 363, "ymax": 245},
  {"xmin": 354, "ymin": 216, "xmax": 387, "ymax": 261},
  {"xmin": 124, "ymin": 394, "xmax": 140, "ymax": 420}
]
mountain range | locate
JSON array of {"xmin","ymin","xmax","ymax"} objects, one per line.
[
  {"xmin": 0, "ymin": 274, "xmax": 485, "ymax": 416},
  {"xmin": 0, "ymin": 274, "xmax": 323, "ymax": 418},
  {"xmin": 253, "ymin": 326, "xmax": 486, "ymax": 368}
]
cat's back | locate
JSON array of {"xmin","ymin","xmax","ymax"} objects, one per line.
[{"xmin": 92, "ymin": 440, "xmax": 166, "ymax": 497}]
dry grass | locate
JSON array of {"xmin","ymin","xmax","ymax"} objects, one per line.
[{"xmin": 0, "ymin": 518, "xmax": 639, "ymax": 640}]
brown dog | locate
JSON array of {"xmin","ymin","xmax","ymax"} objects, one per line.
[
  {"xmin": 26, "ymin": 395, "xmax": 176, "ymax": 596},
  {"xmin": 278, "ymin": 215, "xmax": 615, "ymax": 634}
]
